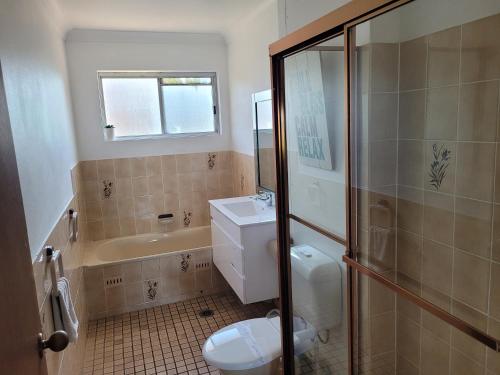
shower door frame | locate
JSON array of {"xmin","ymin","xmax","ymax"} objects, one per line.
[{"xmin": 269, "ymin": 0, "xmax": 500, "ymax": 374}]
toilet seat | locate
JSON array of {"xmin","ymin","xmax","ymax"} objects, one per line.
[{"xmin": 202, "ymin": 317, "xmax": 282, "ymax": 371}]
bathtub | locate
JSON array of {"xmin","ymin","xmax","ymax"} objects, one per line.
[
  {"xmin": 85, "ymin": 226, "xmax": 212, "ymax": 266},
  {"xmin": 83, "ymin": 226, "xmax": 228, "ymax": 319}
]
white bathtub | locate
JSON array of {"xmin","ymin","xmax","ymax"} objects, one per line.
[
  {"xmin": 85, "ymin": 226, "xmax": 212, "ymax": 266},
  {"xmin": 83, "ymin": 226, "xmax": 228, "ymax": 319}
]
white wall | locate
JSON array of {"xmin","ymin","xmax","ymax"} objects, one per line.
[
  {"xmin": 65, "ymin": 30, "xmax": 232, "ymax": 160},
  {"xmin": 226, "ymin": 0, "xmax": 279, "ymax": 156},
  {"xmin": 0, "ymin": 0, "xmax": 78, "ymax": 259}
]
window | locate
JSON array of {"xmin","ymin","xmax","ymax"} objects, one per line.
[{"xmin": 98, "ymin": 72, "xmax": 219, "ymax": 139}]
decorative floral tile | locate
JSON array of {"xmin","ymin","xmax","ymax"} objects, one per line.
[
  {"xmin": 208, "ymin": 152, "xmax": 216, "ymax": 169},
  {"xmin": 102, "ymin": 179, "xmax": 113, "ymax": 199},
  {"xmin": 183, "ymin": 210, "xmax": 192, "ymax": 227},
  {"xmin": 180, "ymin": 254, "xmax": 191, "ymax": 273},
  {"xmin": 429, "ymin": 143, "xmax": 451, "ymax": 191},
  {"xmin": 145, "ymin": 279, "xmax": 159, "ymax": 301}
]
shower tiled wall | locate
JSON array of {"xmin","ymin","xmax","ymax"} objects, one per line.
[
  {"xmin": 357, "ymin": 12, "xmax": 500, "ymax": 375},
  {"xmin": 73, "ymin": 151, "xmax": 256, "ymax": 241},
  {"xmin": 31, "ymin": 193, "xmax": 88, "ymax": 375}
]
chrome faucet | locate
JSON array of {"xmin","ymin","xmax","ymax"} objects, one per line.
[{"xmin": 255, "ymin": 191, "xmax": 274, "ymax": 207}]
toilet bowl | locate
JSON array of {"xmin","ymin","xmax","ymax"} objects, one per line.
[
  {"xmin": 202, "ymin": 316, "xmax": 316, "ymax": 375},
  {"xmin": 203, "ymin": 242, "xmax": 341, "ymax": 374}
]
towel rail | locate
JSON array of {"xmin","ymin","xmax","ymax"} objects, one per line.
[
  {"xmin": 45, "ymin": 246, "xmax": 64, "ymax": 296},
  {"xmin": 39, "ymin": 246, "xmax": 69, "ymax": 357}
]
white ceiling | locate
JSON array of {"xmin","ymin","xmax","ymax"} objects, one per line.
[{"xmin": 55, "ymin": 0, "xmax": 269, "ymax": 35}]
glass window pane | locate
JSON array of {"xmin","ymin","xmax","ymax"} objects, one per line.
[
  {"xmin": 256, "ymin": 99, "xmax": 273, "ymax": 130},
  {"xmin": 284, "ymin": 35, "xmax": 346, "ymax": 238},
  {"xmin": 160, "ymin": 77, "xmax": 212, "ymax": 85},
  {"xmin": 162, "ymin": 85, "xmax": 215, "ymax": 134},
  {"xmin": 101, "ymin": 78, "xmax": 162, "ymax": 137}
]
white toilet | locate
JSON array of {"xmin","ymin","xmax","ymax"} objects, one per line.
[{"xmin": 203, "ymin": 243, "xmax": 342, "ymax": 374}]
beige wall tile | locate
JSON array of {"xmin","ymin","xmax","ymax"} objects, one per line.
[
  {"xmin": 370, "ymin": 311, "xmax": 396, "ymax": 355},
  {"xmin": 397, "ymin": 186, "xmax": 423, "ymax": 234},
  {"xmin": 425, "ymin": 86, "xmax": 459, "ymax": 140},
  {"xmin": 423, "ymin": 191, "xmax": 454, "ymax": 245},
  {"xmin": 492, "ymin": 205, "xmax": 500, "ymax": 262},
  {"xmin": 369, "ymin": 140, "xmax": 397, "ymax": 187},
  {"xmin": 422, "ymin": 239, "xmax": 452, "ymax": 295},
  {"xmin": 85, "ymin": 200, "xmax": 102, "ymax": 221},
  {"xmin": 400, "ymin": 36, "xmax": 427, "ymax": 91},
  {"xmin": 396, "ymin": 314, "xmax": 421, "ymax": 366},
  {"xmin": 427, "ymin": 26, "xmax": 460, "ymax": 88},
  {"xmin": 146, "ymin": 156, "xmax": 162, "ymax": 176},
  {"xmin": 132, "ymin": 176, "xmax": 149, "ymax": 196},
  {"xmin": 114, "ymin": 158, "xmax": 131, "ymax": 178},
  {"xmin": 87, "ymin": 220, "xmax": 104, "ymax": 241},
  {"xmin": 81, "ymin": 160, "xmax": 97, "ymax": 181},
  {"xmin": 130, "ymin": 157, "xmax": 147, "ymax": 177},
  {"xmin": 489, "ymin": 263, "xmax": 500, "ymax": 321},
  {"xmin": 459, "ymin": 81, "xmax": 499, "ymax": 141},
  {"xmin": 115, "ymin": 177, "xmax": 133, "ymax": 198},
  {"xmin": 452, "ymin": 300, "xmax": 487, "ymax": 364},
  {"xmin": 101, "ymin": 199, "xmax": 118, "ymax": 219},
  {"xmin": 97, "ymin": 159, "xmax": 115, "ymax": 180},
  {"xmin": 105, "ymin": 285, "xmax": 125, "ymax": 310},
  {"xmin": 117, "ymin": 198, "xmax": 134, "ymax": 218},
  {"xmin": 454, "ymin": 197, "xmax": 492, "ymax": 257},
  {"xmin": 420, "ymin": 329, "xmax": 450, "ymax": 375},
  {"xmin": 125, "ymin": 282, "xmax": 144, "ymax": 306},
  {"xmin": 453, "ymin": 250, "xmax": 490, "ymax": 312},
  {"xmin": 398, "ymin": 90, "xmax": 425, "ymax": 140},
  {"xmin": 103, "ymin": 218, "xmax": 120, "ymax": 239},
  {"xmin": 119, "ymin": 218, "xmax": 136, "ymax": 236},
  {"xmin": 396, "ymin": 230, "xmax": 422, "ymax": 282},
  {"xmin": 456, "ymin": 142, "xmax": 495, "ymax": 201},
  {"xmin": 487, "ymin": 318, "xmax": 500, "ymax": 373},
  {"xmin": 451, "ymin": 349, "xmax": 485, "ymax": 375},
  {"xmin": 461, "ymin": 13, "xmax": 500, "ymax": 82},
  {"xmin": 134, "ymin": 196, "xmax": 153, "ymax": 218},
  {"xmin": 371, "ymin": 43, "xmax": 399, "ymax": 93},
  {"xmin": 369, "ymin": 93, "xmax": 398, "ymax": 140},
  {"xmin": 398, "ymin": 140, "xmax": 424, "ymax": 188}
]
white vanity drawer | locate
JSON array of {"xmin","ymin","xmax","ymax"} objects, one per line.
[
  {"xmin": 210, "ymin": 205, "xmax": 241, "ymax": 245},
  {"xmin": 211, "ymin": 219, "xmax": 244, "ymax": 275}
]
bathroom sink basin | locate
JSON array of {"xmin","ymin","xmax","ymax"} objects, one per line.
[
  {"xmin": 222, "ymin": 201, "xmax": 263, "ymax": 217},
  {"xmin": 209, "ymin": 196, "xmax": 275, "ymax": 227}
]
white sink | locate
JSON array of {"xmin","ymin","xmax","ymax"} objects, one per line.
[
  {"xmin": 222, "ymin": 201, "xmax": 264, "ymax": 217},
  {"xmin": 209, "ymin": 196, "xmax": 275, "ymax": 227}
]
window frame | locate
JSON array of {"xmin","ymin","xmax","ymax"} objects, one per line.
[{"xmin": 97, "ymin": 71, "xmax": 220, "ymax": 140}]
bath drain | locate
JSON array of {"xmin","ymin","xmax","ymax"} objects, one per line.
[{"xmin": 199, "ymin": 308, "xmax": 214, "ymax": 317}]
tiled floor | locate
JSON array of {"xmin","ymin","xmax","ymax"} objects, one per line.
[{"xmin": 82, "ymin": 292, "xmax": 273, "ymax": 375}]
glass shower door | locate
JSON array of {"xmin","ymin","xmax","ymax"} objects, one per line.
[
  {"xmin": 348, "ymin": 0, "xmax": 500, "ymax": 373},
  {"xmin": 281, "ymin": 33, "xmax": 349, "ymax": 374}
]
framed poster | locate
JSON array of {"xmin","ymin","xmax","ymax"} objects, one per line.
[{"xmin": 285, "ymin": 51, "xmax": 333, "ymax": 170}]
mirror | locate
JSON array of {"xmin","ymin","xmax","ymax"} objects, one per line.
[{"xmin": 252, "ymin": 89, "xmax": 276, "ymax": 192}]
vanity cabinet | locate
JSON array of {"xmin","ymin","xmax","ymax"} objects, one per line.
[{"xmin": 209, "ymin": 198, "xmax": 278, "ymax": 304}]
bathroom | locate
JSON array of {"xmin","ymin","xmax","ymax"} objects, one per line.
[{"xmin": 1, "ymin": 0, "xmax": 500, "ymax": 374}]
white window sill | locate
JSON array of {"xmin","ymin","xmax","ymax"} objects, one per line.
[{"xmin": 104, "ymin": 132, "xmax": 220, "ymax": 142}]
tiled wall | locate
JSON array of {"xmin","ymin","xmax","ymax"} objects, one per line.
[
  {"xmin": 32, "ymin": 190, "xmax": 88, "ymax": 375},
  {"xmin": 84, "ymin": 248, "xmax": 228, "ymax": 320},
  {"xmin": 357, "ymin": 12, "xmax": 500, "ymax": 375},
  {"xmin": 74, "ymin": 151, "xmax": 256, "ymax": 241}
]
